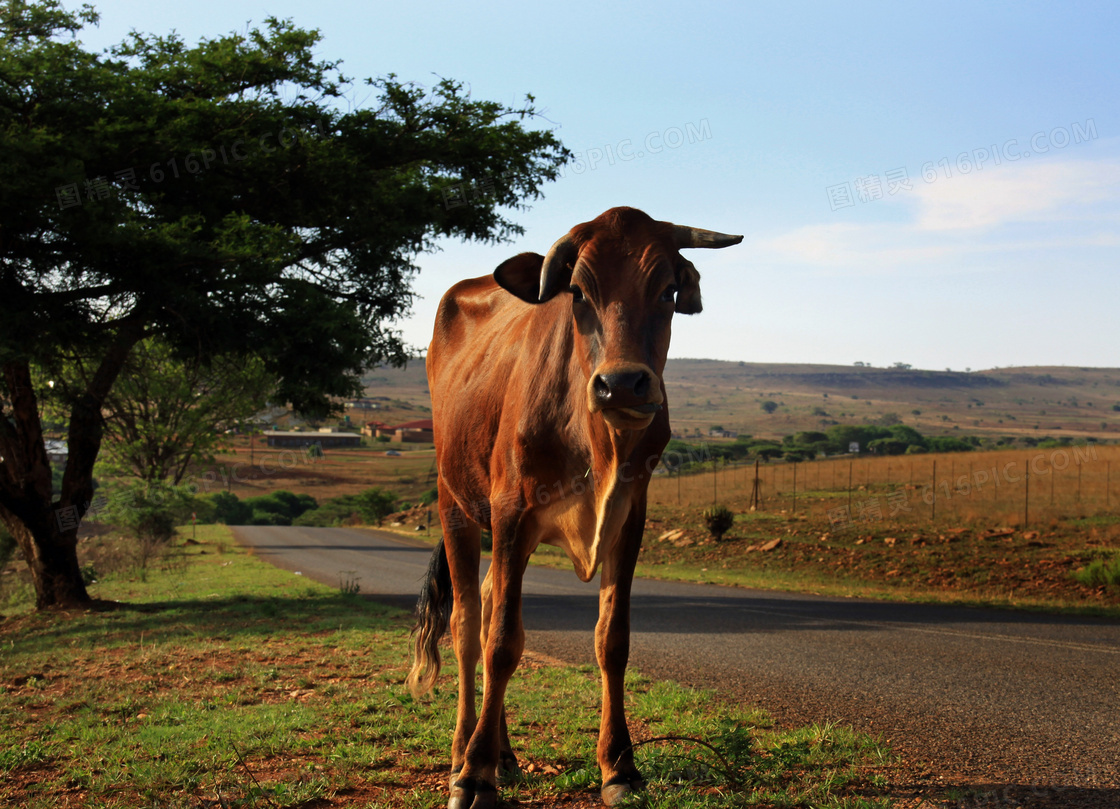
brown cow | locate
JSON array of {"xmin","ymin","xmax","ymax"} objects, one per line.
[{"xmin": 408, "ymin": 207, "xmax": 742, "ymax": 808}]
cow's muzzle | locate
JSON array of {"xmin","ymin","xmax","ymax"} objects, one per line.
[{"xmin": 588, "ymin": 363, "xmax": 663, "ymax": 428}]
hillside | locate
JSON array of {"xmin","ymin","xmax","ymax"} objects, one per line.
[
  {"xmin": 662, "ymin": 359, "xmax": 1120, "ymax": 441},
  {"xmin": 350, "ymin": 358, "xmax": 1120, "ymax": 443}
]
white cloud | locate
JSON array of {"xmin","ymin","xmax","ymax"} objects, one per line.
[
  {"xmin": 755, "ymin": 156, "xmax": 1120, "ymax": 275},
  {"xmin": 911, "ymin": 158, "xmax": 1120, "ymax": 232}
]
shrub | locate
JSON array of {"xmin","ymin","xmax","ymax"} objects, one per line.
[
  {"xmin": 355, "ymin": 488, "xmax": 397, "ymax": 525},
  {"xmin": 233, "ymin": 491, "xmax": 319, "ymax": 525},
  {"xmin": 751, "ymin": 444, "xmax": 783, "ymax": 461},
  {"xmin": 101, "ymin": 481, "xmax": 195, "ymax": 569},
  {"xmin": 205, "ymin": 491, "xmax": 252, "ymax": 524},
  {"xmin": 703, "ymin": 505, "xmax": 735, "ymax": 541},
  {"xmin": 1072, "ymin": 554, "xmax": 1120, "ymax": 589},
  {"xmin": 249, "ymin": 510, "xmax": 290, "ymax": 526}
]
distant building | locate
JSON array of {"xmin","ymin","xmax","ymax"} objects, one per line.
[
  {"xmin": 709, "ymin": 429, "xmax": 738, "ymax": 438},
  {"xmin": 376, "ymin": 419, "xmax": 434, "ymax": 443},
  {"xmin": 345, "ymin": 398, "xmax": 383, "ymax": 410},
  {"xmin": 46, "ymin": 439, "xmax": 68, "ymax": 465},
  {"xmin": 265, "ymin": 431, "xmax": 361, "ymax": 449}
]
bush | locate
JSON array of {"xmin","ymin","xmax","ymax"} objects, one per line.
[
  {"xmin": 202, "ymin": 490, "xmax": 317, "ymax": 526},
  {"xmin": 1072, "ymin": 554, "xmax": 1120, "ymax": 589},
  {"xmin": 101, "ymin": 481, "xmax": 196, "ymax": 569},
  {"xmin": 751, "ymin": 444, "xmax": 784, "ymax": 461},
  {"xmin": 249, "ymin": 510, "xmax": 290, "ymax": 526},
  {"xmin": 355, "ymin": 488, "xmax": 397, "ymax": 525},
  {"xmin": 205, "ymin": 491, "xmax": 252, "ymax": 524},
  {"xmin": 420, "ymin": 486, "xmax": 439, "ymax": 506},
  {"xmin": 243, "ymin": 491, "xmax": 317, "ymax": 525},
  {"xmin": 294, "ymin": 488, "xmax": 397, "ymax": 527},
  {"xmin": 703, "ymin": 505, "xmax": 735, "ymax": 541}
]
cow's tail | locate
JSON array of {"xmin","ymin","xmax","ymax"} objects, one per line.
[{"xmin": 407, "ymin": 537, "xmax": 453, "ymax": 698}]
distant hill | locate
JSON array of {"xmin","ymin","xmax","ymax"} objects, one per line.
[
  {"xmin": 662, "ymin": 359, "xmax": 1120, "ymax": 441},
  {"xmin": 355, "ymin": 358, "xmax": 1120, "ymax": 443}
]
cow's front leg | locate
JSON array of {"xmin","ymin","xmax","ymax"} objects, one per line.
[
  {"xmin": 451, "ymin": 514, "xmax": 528, "ymax": 809},
  {"xmin": 595, "ymin": 509, "xmax": 645, "ymax": 806}
]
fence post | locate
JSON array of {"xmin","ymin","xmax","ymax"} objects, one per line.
[
  {"xmin": 848, "ymin": 460, "xmax": 853, "ymax": 512},
  {"xmin": 931, "ymin": 460, "xmax": 937, "ymax": 522},
  {"xmin": 792, "ymin": 461, "xmax": 797, "ymax": 515}
]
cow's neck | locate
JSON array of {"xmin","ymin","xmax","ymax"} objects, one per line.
[{"xmin": 577, "ymin": 394, "xmax": 656, "ymax": 579}]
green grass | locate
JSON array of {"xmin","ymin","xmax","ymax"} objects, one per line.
[
  {"xmin": 1072, "ymin": 551, "xmax": 1120, "ymax": 588},
  {"xmin": 0, "ymin": 526, "xmax": 900, "ymax": 808}
]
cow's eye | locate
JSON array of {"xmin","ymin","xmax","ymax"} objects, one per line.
[
  {"xmin": 569, "ymin": 284, "xmax": 585, "ymax": 302},
  {"xmin": 660, "ymin": 285, "xmax": 678, "ymax": 304}
]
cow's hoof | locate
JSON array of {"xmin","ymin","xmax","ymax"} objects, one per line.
[
  {"xmin": 499, "ymin": 750, "xmax": 521, "ymax": 780},
  {"xmin": 601, "ymin": 773, "xmax": 646, "ymax": 806},
  {"xmin": 448, "ymin": 777, "xmax": 497, "ymax": 809}
]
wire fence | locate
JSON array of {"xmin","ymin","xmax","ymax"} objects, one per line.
[{"xmin": 647, "ymin": 443, "xmax": 1116, "ymax": 530}]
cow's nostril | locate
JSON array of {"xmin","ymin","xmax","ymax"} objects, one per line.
[
  {"xmin": 593, "ymin": 375, "xmax": 612, "ymax": 402},
  {"xmin": 633, "ymin": 373, "xmax": 650, "ymax": 398}
]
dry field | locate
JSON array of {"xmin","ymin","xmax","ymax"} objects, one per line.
[
  {"xmin": 202, "ymin": 442, "xmax": 437, "ymax": 505},
  {"xmin": 651, "ymin": 442, "xmax": 1120, "ymax": 530}
]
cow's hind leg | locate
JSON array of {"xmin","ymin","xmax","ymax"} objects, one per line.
[
  {"xmin": 481, "ymin": 564, "xmax": 520, "ymax": 777},
  {"xmin": 439, "ymin": 492, "xmax": 484, "ymax": 791},
  {"xmin": 596, "ymin": 508, "xmax": 646, "ymax": 806}
]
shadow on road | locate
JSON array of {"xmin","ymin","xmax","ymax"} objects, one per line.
[
  {"xmin": 897, "ymin": 782, "xmax": 1120, "ymax": 808},
  {"xmin": 512, "ymin": 590, "xmax": 1120, "ymax": 638}
]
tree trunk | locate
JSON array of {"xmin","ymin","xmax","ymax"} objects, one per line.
[
  {"xmin": 1, "ymin": 321, "xmax": 142, "ymax": 610},
  {"xmin": 1, "ymin": 505, "xmax": 90, "ymax": 609}
]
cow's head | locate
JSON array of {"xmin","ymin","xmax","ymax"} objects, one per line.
[{"xmin": 495, "ymin": 207, "xmax": 742, "ymax": 431}]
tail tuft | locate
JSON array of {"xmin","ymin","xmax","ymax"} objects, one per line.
[{"xmin": 406, "ymin": 538, "xmax": 452, "ymax": 697}]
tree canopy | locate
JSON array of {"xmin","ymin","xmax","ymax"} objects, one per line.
[{"xmin": 0, "ymin": 0, "xmax": 569, "ymax": 608}]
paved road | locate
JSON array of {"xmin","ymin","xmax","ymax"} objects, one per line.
[{"xmin": 234, "ymin": 525, "xmax": 1120, "ymax": 801}]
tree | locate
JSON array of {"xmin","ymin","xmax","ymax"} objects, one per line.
[
  {"xmin": 761, "ymin": 400, "xmax": 778, "ymax": 414},
  {"xmin": 95, "ymin": 338, "xmax": 275, "ymax": 485},
  {"xmin": 355, "ymin": 488, "xmax": 397, "ymax": 526},
  {"xmin": 0, "ymin": 2, "xmax": 568, "ymax": 608}
]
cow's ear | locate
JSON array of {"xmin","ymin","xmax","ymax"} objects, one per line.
[
  {"xmin": 675, "ymin": 258, "xmax": 703, "ymax": 314},
  {"xmin": 494, "ymin": 252, "xmax": 546, "ymax": 304}
]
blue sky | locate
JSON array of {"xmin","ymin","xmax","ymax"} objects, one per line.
[{"xmin": 80, "ymin": 1, "xmax": 1120, "ymax": 370}]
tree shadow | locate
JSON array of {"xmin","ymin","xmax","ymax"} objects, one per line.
[{"xmin": 5, "ymin": 591, "xmax": 412, "ymax": 653}]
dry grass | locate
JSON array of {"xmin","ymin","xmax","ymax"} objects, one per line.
[
  {"xmin": 196, "ymin": 443, "xmax": 438, "ymax": 505},
  {"xmin": 650, "ymin": 444, "xmax": 1120, "ymax": 530}
]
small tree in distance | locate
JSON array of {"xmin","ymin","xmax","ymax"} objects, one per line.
[{"xmin": 703, "ymin": 505, "xmax": 735, "ymax": 541}]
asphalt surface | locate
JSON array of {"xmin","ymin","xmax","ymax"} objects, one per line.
[{"xmin": 233, "ymin": 525, "xmax": 1120, "ymax": 804}]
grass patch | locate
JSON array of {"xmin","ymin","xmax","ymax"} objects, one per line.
[
  {"xmin": 1072, "ymin": 551, "xmax": 1120, "ymax": 588},
  {"xmin": 0, "ymin": 526, "xmax": 900, "ymax": 808}
]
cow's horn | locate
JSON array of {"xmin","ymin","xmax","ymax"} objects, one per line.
[
  {"xmin": 539, "ymin": 233, "xmax": 578, "ymax": 302},
  {"xmin": 672, "ymin": 225, "xmax": 743, "ymax": 249}
]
